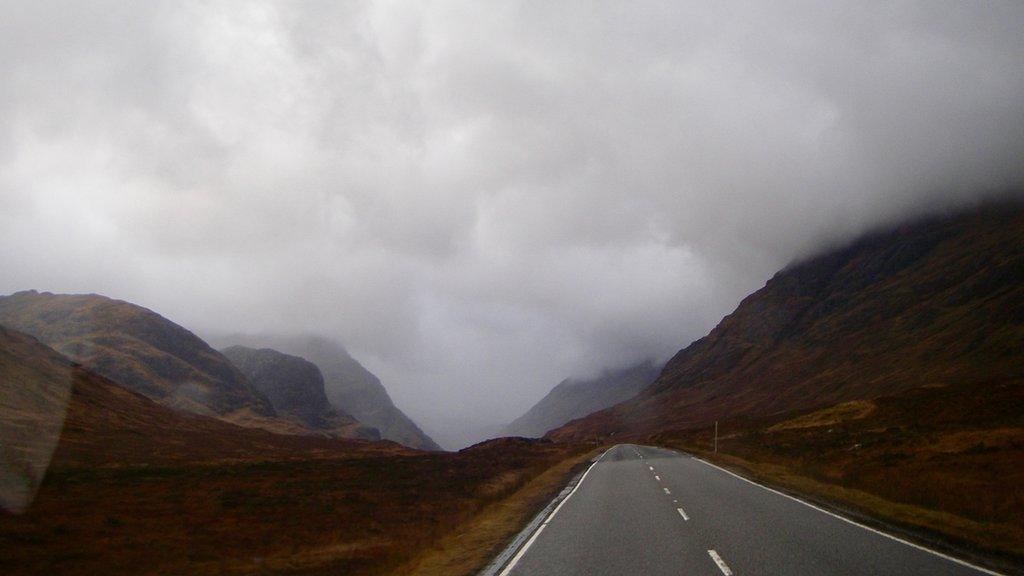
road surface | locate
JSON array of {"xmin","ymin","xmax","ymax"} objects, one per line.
[{"xmin": 495, "ymin": 444, "xmax": 1000, "ymax": 576}]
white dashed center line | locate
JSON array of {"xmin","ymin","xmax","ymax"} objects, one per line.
[
  {"xmin": 663, "ymin": 487, "xmax": 671, "ymax": 495},
  {"xmin": 654, "ymin": 475, "xmax": 661, "ymax": 481},
  {"xmin": 677, "ymin": 507, "xmax": 689, "ymax": 521},
  {"xmin": 708, "ymin": 550, "xmax": 733, "ymax": 575}
]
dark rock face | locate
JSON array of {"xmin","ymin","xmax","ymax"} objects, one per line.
[
  {"xmin": 220, "ymin": 345, "xmax": 378, "ymax": 440},
  {"xmin": 551, "ymin": 201, "xmax": 1024, "ymax": 441},
  {"xmin": 0, "ymin": 291, "xmax": 274, "ymax": 418},
  {"xmin": 215, "ymin": 335, "xmax": 440, "ymax": 450},
  {"xmin": 221, "ymin": 346, "xmax": 336, "ymax": 428},
  {"xmin": 505, "ymin": 361, "xmax": 662, "ymax": 438}
]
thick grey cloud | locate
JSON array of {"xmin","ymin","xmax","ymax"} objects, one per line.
[{"xmin": 2, "ymin": 1, "xmax": 1023, "ymax": 447}]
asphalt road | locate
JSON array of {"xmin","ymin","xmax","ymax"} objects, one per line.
[{"xmin": 497, "ymin": 444, "xmax": 1000, "ymax": 576}]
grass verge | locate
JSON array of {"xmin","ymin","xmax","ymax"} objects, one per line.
[
  {"xmin": 392, "ymin": 448, "xmax": 600, "ymax": 576},
  {"xmin": 662, "ymin": 443, "xmax": 1024, "ymax": 575}
]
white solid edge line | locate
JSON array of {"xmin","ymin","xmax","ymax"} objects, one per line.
[
  {"xmin": 708, "ymin": 549, "xmax": 733, "ymax": 575},
  {"xmin": 497, "ymin": 524, "xmax": 545, "ymax": 576},
  {"xmin": 496, "ymin": 444, "xmax": 619, "ymax": 576},
  {"xmin": 691, "ymin": 456, "xmax": 1004, "ymax": 576},
  {"xmin": 677, "ymin": 507, "xmax": 689, "ymax": 521}
]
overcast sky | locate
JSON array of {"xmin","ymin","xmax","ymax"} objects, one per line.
[{"xmin": 2, "ymin": 1, "xmax": 1023, "ymax": 447}]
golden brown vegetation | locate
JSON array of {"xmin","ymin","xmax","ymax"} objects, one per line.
[
  {"xmin": 396, "ymin": 449, "xmax": 599, "ymax": 576},
  {"xmin": 649, "ymin": 376, "xmax": 1024, "ymax": 570},
  {"xmin": 550, "ymin": 204, "xmax": 1024, "ymax": 570},
  {"xmin": 0, "ymin": 328, "xmax": 589, "ymax": 575}
]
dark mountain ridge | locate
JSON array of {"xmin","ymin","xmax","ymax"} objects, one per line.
[{"xmin": 221, "ymin": 345, "xmax": 379, "ymax": 440}]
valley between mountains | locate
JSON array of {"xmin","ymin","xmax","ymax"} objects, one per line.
[{"xmin": 1, "ymin": 201, "xmax": 1023, "ymax": 575}]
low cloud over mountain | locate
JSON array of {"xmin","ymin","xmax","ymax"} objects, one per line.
[{"xmin": 1, "ymin": 2, "xmax": 1022, "ymax": 434}]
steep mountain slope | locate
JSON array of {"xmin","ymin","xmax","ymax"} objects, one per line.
[
  {"xmin": 216, "ymin": 334, "xmax": 440, "ymax": 450},
  {"xmin": 221, "ymin": 345, "xmax": 379, "ymax": 440},
  {"xmin": 552, "ymin": 202, "xmax": 1024, "ymax": 441},
  {"xmin": 547, "ymin": 202, "xmax": 1024, "ymax": 562},
  {"xmin": 0, "ymin": 291, "xmax": 274, "ymax": 419},
  {"xmin": 505, "ymin": 361, "xmax": 661, "ymax": 438}
]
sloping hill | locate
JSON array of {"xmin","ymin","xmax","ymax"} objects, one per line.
[
  {"xmin": 216, "ymin": 334, "xmax": 440, "ymax": 450},
  {"xmin": 548, "ymin": 201, "xmax": 1024, "ymax": 561},
  {"xmin": 0, "ymin": 326, "xmax": 401, "ymax": 478},
  {"xmin": 0, "ymin": 326, "xmax": 588, "ymax": 576},
  {"xmin": 0, "ymin": 291, "xmax": 275, "ymax": 419},
  {"xmin": 0, "ymin": 325, "xmax": 74, "ymax": 513},
  {"xmin": 505, "ymin": 361, "xmax": 661, "ymax": 438},
  {"xmin": 221, "ymin": 345, "xmax": 379, "ymax": 440},
  {"xmin": 552, "ymin": 202, "xmax": 1024, "ymax": 441}
]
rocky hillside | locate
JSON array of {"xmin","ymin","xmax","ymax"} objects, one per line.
[
  {"xmin": 221, "ymin": 346, "xmax": 379, "ymax": 440},
  {"xmin": 546, "ymin": 202, "xmax": 1024, "ymax": 561},
  {"xmin": 551, "ymin": 202, "xmax": 1024, "ymax": 442},
  {"xmin": 216, "ymin": 334, "xmax": 440, "ymax": 451},
  {"xmin": 505, "ymin": 361, "xmax": 661, "ymax": 438},
  {"xmin": 0, "ymin": 291, "xmax": 274, "ymax": 419}
]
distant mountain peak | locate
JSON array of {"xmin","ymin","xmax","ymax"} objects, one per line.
[
  {"xmin": 505, "ymin": 360, "xmax": 662, "ymax": 438},
  {"xmin": 212, "ymin": 333, "xmax": 441, "ymax": 451}
]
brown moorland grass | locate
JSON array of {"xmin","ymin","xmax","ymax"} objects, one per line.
[
  {"xmin": 665, "ymin": 448, "xmax": 1024, "ymax": 572},
  {"xmin": 1, "ymin": 447, "xmax": 589, "ymax": 576},
  {"xmin": 766, "ymin": 400, "xmax": 875, "ymax": 432},
  {"xmin": 395, "ymin": 447, "xmax": 600, "ymax": 576},
  {"xmin": 646, "ymin": 377, "xmax": 1024, "ymax": 573},
  {"xmin": 0, "ymin": 327, "xmax": 592, "ymax": 575}
]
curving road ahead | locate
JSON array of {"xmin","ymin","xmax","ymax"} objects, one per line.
[{"xmin": 493, "ymin": 444, "xmax": 1001, "ymax": 576}]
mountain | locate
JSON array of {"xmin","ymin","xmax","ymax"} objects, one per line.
[
  {"xmin": 547, "ymin": 202, "xmax": 1024, "ymax": 560},
  {"xmin": 551, "ymin": 202, "xmax": 1024, "ymax": 442},
  {"xmin": 0, "ymin": 325, "xmax": 586, "ymax": 576},
  {"xmin": 505, "ymin": 361, "xmax": 661, "ymax": 438},
  {"xmin": 0, "ymin": 325, "xmax": 401, "ymax": 510},
  {"xmin": 214, "ymin": 334, "xmax": 441, "ymax": 451},
  {"xmin": 221, "ymin": 345, "xmax": 379, "ymax": 440},
  {"xmin": 0, "ymin": 291, "xmax": 275, "ymax": 420}
]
